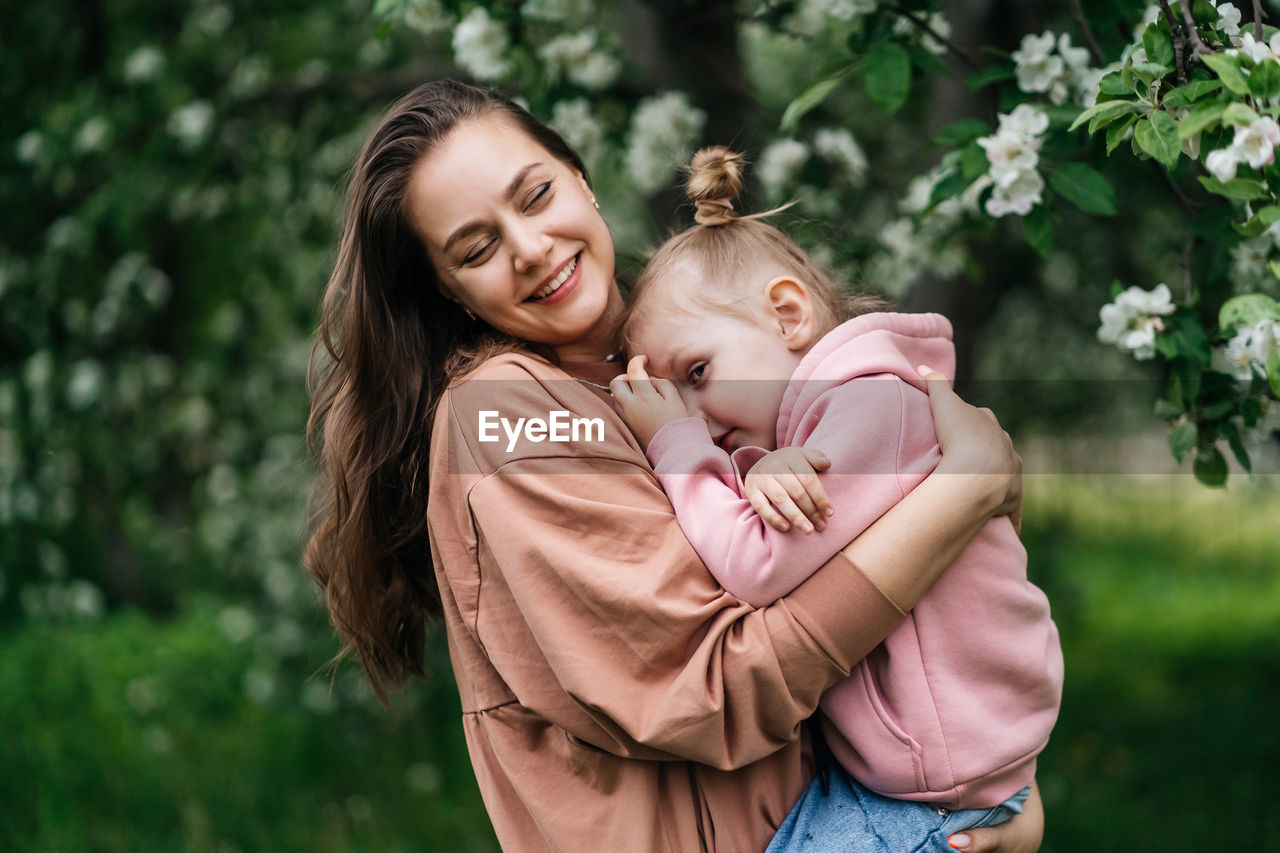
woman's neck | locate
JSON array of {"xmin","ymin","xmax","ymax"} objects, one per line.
[{"xmin": 553, "ymin": 284, "xmax": 626, "ymax": 363}]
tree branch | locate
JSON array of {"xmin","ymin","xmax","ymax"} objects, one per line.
[
  {"xmin": 1255, "ymin": 0, "xmax": 1266, "ymax": 40},
  {"xmin": 1070, "ymin": 0, "xmax": 1106, "ymax": 65},
  {"xmin": 1177, "ymin": 0, "xmax": 1213, "ymax": 57},
  {"xmin": 889, "ymin": 6, "xmax": 982, "ymax": 72}
]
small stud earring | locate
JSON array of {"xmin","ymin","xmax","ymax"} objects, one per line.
[
  {"xmin": 591, "ymin": 196, "xmax": 600, "ymax": 210},
  {"xmin": 463, "ymin": 305, "xmax": 476, "ymax": 321}
]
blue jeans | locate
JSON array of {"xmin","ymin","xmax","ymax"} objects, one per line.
[{"xmin": 766, "ymin": 772, "xmax": 1030, "ymax": 853}]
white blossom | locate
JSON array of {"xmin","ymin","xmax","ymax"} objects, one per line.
[
  {"xmin": 813, "ymin": 128, "xmax": 867, "ymax": 184},
  {"xmin": 624, "ymin": 92, "xmax": 706, "ymax": 194},
  {"xmin": 984, "ymin": 168, "xmax": 1044, "ymax": 217},
  {"xmin": 1012, "ymin": 32, "xmax": 1064, "ymax": 94},
  {"xmin": 1215, "ymin": 2, "xmax": 1242, "ymax": 35},
  {"xmin": 168, "ymin": 101, "xmax": 215, "ymax": 149},
  {"xmin": 1057, "ymin": 33, "xmax": 1091, "ymax": 70},
  {"xmin": 16, "ymin": 130, "xmax": 43, "ymax": 164},
  {"xmin": 757, "ymin": 139, "xmax": 811, "ymax": 199},
  {"xmin": 1227, "ymin": 30, "xmax": 1280, "ymax": 63},
  {"xmin": 452, "ymin": 7, "xmax": 512, "ymax": 82},
  {"xmin": 124, "ymin": 45, "xmax": 164, "ymax": 83},
  {"xmin": 539, "ymin": 31, "xmax": 620, "ymax": 91},
  {"xmin": 1097, "ymin": 283, "xmax": 1176, "ymax": 360},
  {"xmin": 551, "ymin": 99, "xmax": 605, "ymax": 170},
  {"xmin": 403, "ymin": 0, "xmax": 452, "ymax": 34},
  {"xmin": 999, "ymin": 103, "xmax": 1050, "ymax": 141},
  {"xmin": 74, "ymin": 116, "xmax": 110, "ymax": 154},
  {"xmin": 1222, "ymin": 318, "xmax": 1280, "ymax": 381},
  {"xmin": 1206, "ymin": 146, "xmax": 1241, "ymax": 182},
  {"xmin": 1233, "ymin": 117, "xmax": 1280, "ymax": 169},
  {"xmin": 67, "ymin": 360, "xmax": 105, "ymax": 409},
  {"xmin": 892, "ymin": 11, "xmax": 951, "ymax": 56}
]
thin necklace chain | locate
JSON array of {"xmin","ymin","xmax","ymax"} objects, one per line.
[{"xmin": 576, "ymin": 377, "xmax": 613, "ymax": 393}]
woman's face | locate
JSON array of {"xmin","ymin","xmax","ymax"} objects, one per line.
[{"xmin": 405, "ymin": 113, "xmax": 623, "ymax": 360}]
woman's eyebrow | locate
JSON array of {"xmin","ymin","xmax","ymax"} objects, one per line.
[{"xmin": 442, "ymin": 162, "xmax": 541, "ymax": 254}]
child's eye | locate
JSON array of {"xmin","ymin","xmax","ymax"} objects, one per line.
[{"xmin": 688, "ymin": 363, "xmax": 707, "ymax": 384}]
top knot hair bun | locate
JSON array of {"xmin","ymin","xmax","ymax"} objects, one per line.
[{"xmin": 687, "ymin": 146, "xmax": 745, "ymax": 227}]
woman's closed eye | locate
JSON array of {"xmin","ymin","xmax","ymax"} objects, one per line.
[
  {"xmin": 461, "ymin": 238, "xmax": 496, "ymax": 266},
  {"xmin": 524, "ymin": 181, "xmax": 553, "ymax": 210}
]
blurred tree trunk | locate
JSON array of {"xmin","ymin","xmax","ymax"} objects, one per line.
[{"xmin": 902, "ymin": 0, "xmax": 1052, "ymax": 390}]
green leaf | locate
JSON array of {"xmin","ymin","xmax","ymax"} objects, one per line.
[
  {"xmin": 959, "ymin": 140, "xmax": 988, "ymax": 181},
  {"xmin": 1047, "ymin": 163, "xmax": 1118, "ymax": 215},
  {"xmin": 1131, "ymin": 61, "xmax": 1172, "ymax": 78},
  {"xmin": 1268, "ymin": 349, "xmax": 1280, "ymax": 396},
  {"xmin": 1232, "ymin": 205, "xmax": 1280, "ymax": 237},
  {"xmin": 1069, "ymin": 99, "xmax": 1135, "ymax": 133},
  {"xmin": 1224, "ymin": 422, "xmax": 1253, "ymax": 473},
  {"xmin": 934, "ymin": 118, "xmax": 991, "ymax": 147},
  {"xmin": 1169, "ymin": 421, "xmax": 1198, "ymax": 462},
  {"xmin": 1023, "ymin": 205, "xmax": 1053, "ymax": 257},
  {"xmin": 1178, "ymin": 102, "xmax": 1226, "ymax": 139},
  {"xmin": 1098, "ymin": 71, "xmax": 1133, "ymax": 96},
  {"xmin": 1222, "ymin": 102, "xmax": 1260, "ymax": 127},
  {"xmin": 1219, "ymin": 293, "xmax": 1280, "ymax": 329},
  {"xmin": 1193, "ymin": 445, "xmax": 1228, "ymax": 486},
  {"xmin": 1201, "ymin": 399, "xmax": 1235, "ymax": 420},
  {"xmin": 1107, "ymin": 114, "xmax": 1138, "ymax": 154},
  {"xmin": 927, "ymin": 169, "xmax": 971, "ymax": 210},
  {"xmin": 1161, "ymin": 79, "xmax": 1223, "ymax": 108},
  {"xmin": 1143, "ymin": 23, "xmax": 1176, "ymax": 68},
  {"xmin": 864, "ymin": 43, "xmax": 912, "ymax": 114},
  {"xmin": 1154, "ymin": 398, "xmax": 1184, "ymax": 419},
  {"xmin": 1134, "ymin": 111, "xmax": 1182, "ymax": 168},
  {"xmin": 965, "ymin": 66, "xmax": 1016, "ymax": 90},
  {"xmin": 1270, "ymin": 260, "xmax": 1280, "ymax": 280},
  {"xmin": 1201, "ymin": 52, "xmax": 1251, "ymax": 95},
  {"xmin": 1249, "ymin": 55, "xmax": 1280, "ymax": 100},
  {"xmin": 1197, "ymin": 175, "xmax": 1268, "ymax": 199},
  {"xmin": 780, "ymin": 65, "xmax": 855, "ymax": 134}
]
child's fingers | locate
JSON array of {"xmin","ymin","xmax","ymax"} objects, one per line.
[
  {"xmin": 651, "ymin": 376, "xmax": 680, "ymax": 401},
  {"xmin": 790, "ymin": 465, "xmax": 833, "ymax": 522},
  {"xmin": 748, "ymin": 489, "xmax": 793, "ymax": 532},
  {"xmin": 764, "ymin": 479, "xmax": 816, "ymax": 534},
  {"xmin": 800, "ymin": 448, "xmax": 831, "ymax": 472},
  {"xmin": 608, "ymin": 373, "xmax": 634, "ymax": 402},
  {"xmin": 626, "ymin": 354, "xmax": 650, "ymax": 382},
  {"xmin": 776, "ymin": 474, "xmax": 823, "ymax": 532}
]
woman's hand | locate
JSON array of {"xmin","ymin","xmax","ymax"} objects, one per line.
[
  {"xmin": 919, "ymin": 367, "xmax": 1022, "ymax": 534},
  {"xmin": 947, "ymin": 780, "xmax": 1044, "ymax": 852}
]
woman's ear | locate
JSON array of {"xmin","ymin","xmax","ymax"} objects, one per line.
[{"xmin": 764, "ymin": 276, "xmax": 816, "ymax": 351}]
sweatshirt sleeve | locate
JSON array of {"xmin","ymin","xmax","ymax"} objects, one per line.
[
  {"xmin": 446, "ymin": 366, "xmax": 907, "ymax": 770},
  {"xmin": 644, "ymin": 376, "xmax": 939, "ymax": 607}
]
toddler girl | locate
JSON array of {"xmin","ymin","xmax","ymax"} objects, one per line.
[{"xmin": 612, "ymin": 146, "xmax": 1063, "ymax": 851}]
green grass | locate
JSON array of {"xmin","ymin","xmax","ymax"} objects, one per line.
[
  {"xmin": 1023, "ymin": 476, "xmax": 1280, "ymax": 850},
  {"xmin": 4, "ymin": 476, "xmax": 1279, "ymax": 850}
]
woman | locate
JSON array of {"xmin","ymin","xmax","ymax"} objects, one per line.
[{"xmin": 306, "ymin": 79, "xmax": 1043, "ymax": 852}]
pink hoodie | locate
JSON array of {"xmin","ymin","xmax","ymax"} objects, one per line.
[{"xmin": 645, "ymin": 312, "xmax": 1063, "ymax": 809}]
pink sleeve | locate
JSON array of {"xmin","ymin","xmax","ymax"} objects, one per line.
[{"xmin": 647, "ymin": 378, "xmax": 939, "ymax": 607}]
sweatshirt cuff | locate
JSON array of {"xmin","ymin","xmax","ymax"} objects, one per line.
[
  {"xmin": 782, "ymin": 552, "xmax": 907, "ymax": 672},
  {"xmin": 645, "ymin": 417, "xmax": 714, "ymax": 465}
]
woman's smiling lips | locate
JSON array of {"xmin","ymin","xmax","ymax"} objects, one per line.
[{"xmin": 527, "ymin": 253, "xmax": 580, "ymax": 304}]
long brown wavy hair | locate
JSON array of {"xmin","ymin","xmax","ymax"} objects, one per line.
[{"xmin": 304, "ymin": 80, "xmax": 588, "ymax": 701}]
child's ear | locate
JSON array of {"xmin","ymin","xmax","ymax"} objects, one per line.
[{"xmin": 764, "ymin": 276, "xmax": 816, "ymax": 351}]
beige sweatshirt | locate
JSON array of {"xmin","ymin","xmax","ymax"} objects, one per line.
[{"xmin": 427, "ymin": 349, "xmax": 907, "ymax": 852}]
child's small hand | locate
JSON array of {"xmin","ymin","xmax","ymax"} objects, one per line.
[
  {"xmin": 744, "ymin": 447, "xmax": 833, "ymax": 534},
  {"xmin": 610, "ymin": 355, "xmax": 689, "ymax": 449}
]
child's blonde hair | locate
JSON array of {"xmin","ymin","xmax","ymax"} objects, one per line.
[{"xmin": 622, "ymin": 145, "xmax": 886, "ymax": 352}]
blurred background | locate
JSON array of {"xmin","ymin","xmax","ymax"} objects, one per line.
[{"xmin": 3, "ymin": 0, "xmax": 1278, "ymax": 849}]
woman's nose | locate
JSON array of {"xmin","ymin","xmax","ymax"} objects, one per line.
[{"xmin": 508, "ymin": 221, "xmax": 553, "ymax": 274}]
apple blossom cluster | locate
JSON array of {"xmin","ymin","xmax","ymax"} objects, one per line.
[
  {"xmin": 1206, "ymin": 117, "xmax": 1280, "ymax": 182},
  {"xmin": 975, "ymin": 104, "xmax": 1049, "ymax": 217},
  {"xmin": 550, "ymin": 99, "xmax": 605, "ymax": 171},
  {"xmin": 451, "ymin": 7, "xmax": 512, "ymax": 82},
  {"xmin": 1011, "ymin": 31, "xmax": 1105, "ymax": 107},
  {"xmin": 1220, "ymin": 318, "xmax": 1280, "ymax": 382},
  {"xmin": 624, "ymin": 92, "xmax": 707, "ymax": 194},
  {"xmin": 1096, "ymin": 283, "xmax": 1176, "ymax": 361},
  {"xmin": 891, "ymin": 11, "xmax": 951, "ymax": 57},
  {"xmin": 757, "ymin": 129, "xmax": 868, "ymax": 202},
  {"xmin": 538, "ymin": 31, "xmax": 621, "ymax": 91}
]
